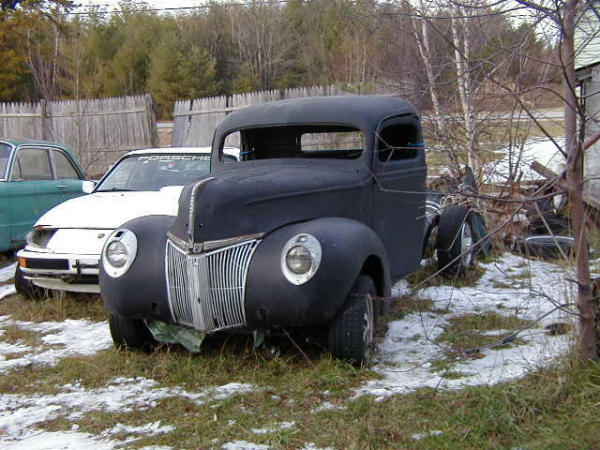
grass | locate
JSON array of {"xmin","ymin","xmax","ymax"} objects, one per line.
[
  {"xmin": 0, "ymin": 292, "xmax": 107, "ymax": 322},
  {"xmin": 427, "ymin": 311, "xmax": 536, "ymax": 376},
  {"xmin": 7, "ymin": 347, "xmax": 600, "ymax": 448},
  {"xmin": 406, "ymin": 258, "xmax": 486, "ymax": 290},
  {"xmin": 386, "ymin": 296, "xmax": 435, "ymax": 322},
  {"xmin": 22, "ymin": 353, "xmax": 600, "ymax": 448},
  {"xmin": 435, "ymin": 312, "xmax": 534, "ymax": 354},
  {"xmin": 1, "ymin": 254, "xmax": 599, "ymax": 447}
]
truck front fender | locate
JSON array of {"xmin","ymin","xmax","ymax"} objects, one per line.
[
  {"xmin": 245, "ymin": 217, "xmax": 391, "ymax": 328},
  {"xmin": 100, "ymin": 215, "xmax": 174, "ymax": 323}
]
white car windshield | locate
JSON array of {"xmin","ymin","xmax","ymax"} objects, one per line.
[
  {"xmin": 0, "ymin": 143, "xmax": 10, "ymax": 180},
  {"xmin": 96, "ymin": 153, "xmax": 214, "ymax": 192}
]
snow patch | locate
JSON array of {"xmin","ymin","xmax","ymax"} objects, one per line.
[
  {"xmin": 412, "ymin": 430, "xmax": 444, "ymax": 441},
  {"xmin": 0, "ymin": 319, "xmax": 112, "ymax": 374},
  {"xmin": 0, "ymin": 263, "xmax": 16, "ymax": 283},
  {"xmin": 0, "ymin": 377, "xmax": 258, "ymax": 445},
  {"xmin": 106, "ymin": 420, "xmax": 175, "ymax": 436},
  {"xmin": 310, "ymin": 401, "xmax": 348, "ymax": 414},
  {"xmin": 0, "ymin": 339, "xmax": 32, "ymax": 358},
  {"xmin": 391, "ymin": 278, "xmax": 411, "ymax": 297},
  {"xmin": 0, "ymin": 431, "xmax": 116, "ymax": 450},
  {"xmin": 484, "ymin": 137, "xmax": 566, "ymax": 184},
  {"xmin": 358, "ymin": 252, "xmax": 575, "ymax": 399},
  {"xmin": 222, "ymin": 441, "xmax": 271, "ymax": 450},
  {"xmin": 301, "ymin": 444, "xmax": 335, "ymax": 450},
  {"xmin": 0, "ymin": 285, "xmax": 16, "ymax": 301},
  {"xmin": 251, "ymin": 421, "xmax": 295, "ymax": 434}
]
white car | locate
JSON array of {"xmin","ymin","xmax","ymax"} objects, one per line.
[{"xmin": 16, "ymin": 147, "xmax": 238, "ymax": 297}]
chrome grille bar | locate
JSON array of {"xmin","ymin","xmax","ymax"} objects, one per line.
[{"xmin": 166, "ymin": 238, "xmax": 260, "ymax": 332}]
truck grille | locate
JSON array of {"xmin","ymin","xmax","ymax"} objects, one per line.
[{"xmin": 165, "ymin": 238, "xmax": 260, "ymax": 332}]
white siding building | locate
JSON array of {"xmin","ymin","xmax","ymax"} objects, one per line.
[{"xmin": 575, "ymin": 3, "xmax": 600, "ymax": 200}]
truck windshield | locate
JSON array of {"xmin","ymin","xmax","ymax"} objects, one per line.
[
  {"xmin": 0, "ymin": 143, "xmax": 11, "ymax": 180},
  {"xmin": 223, "ymin": 125, "xmax": 364, "ymax": 161},
  {"xmin": 96, "ymin": 153, "xmax": 212, "ymax": 192}
]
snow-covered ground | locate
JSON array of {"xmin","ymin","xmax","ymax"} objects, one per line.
[
  {"xmin": 0, "ymin": 377, "xmax": 257, "ymax": 448},
  {"xmin": 0, "ymin": 317, "xmax": 112, "ymax": 374},
  {"xmin": 0, "ymin": 263, "xmax": 16, "ymax": 284},
  {"xmin": 358, "ymin": 252, "xmax": 578, "ymax": 400},
  {"xmin": 0, "ymin": 253, "xmax": 587, "ymax": 448},
  {"xmin": 483, "ymin": 137, "xmax": 566, "ymax": 185}
]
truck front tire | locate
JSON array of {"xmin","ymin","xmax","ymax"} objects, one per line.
[
  {"xmin": 328, "ymin": 275, "xmax": 376, "ymax": 365},
  {"xmin": 108, "ymin": 314, "xmax": 156, "ymax": 352}
]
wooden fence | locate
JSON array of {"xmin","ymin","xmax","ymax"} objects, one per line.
[
  {"xmin": 0, "ymin": 94, "xmax": 158, "ymax": 177},
  {"xmin": 172, "ymin": 85, "xmax": 346, "ymax": 147}
]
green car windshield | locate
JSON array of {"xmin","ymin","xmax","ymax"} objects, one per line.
[
  {"xmin": 96, "ymin": 153, "xmax": 215, "ymax": 192},
  {"xmin": 0, "ymin": 143, "xmax": 11, "ymax": 180}
]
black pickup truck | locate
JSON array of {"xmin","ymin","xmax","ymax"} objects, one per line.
[{"xmin": 100, "ymin": 96, "xmax": 479, "ymax": 364}]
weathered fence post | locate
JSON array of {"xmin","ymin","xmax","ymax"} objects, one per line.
[
  {"xmin": 145, "ymin": 93, "xmax": 159, "ymax": 148},
  {"xmin": 40, "ymin": 99, "xmax": 48, "ymax": 141}
]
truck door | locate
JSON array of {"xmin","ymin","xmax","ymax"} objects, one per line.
[{"xmin": 372, "ymin": 115, "xmax": 427, "ymax": 279}]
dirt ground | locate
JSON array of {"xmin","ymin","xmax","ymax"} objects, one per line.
[{"xmin": 157, "ymin": 125, "xmax": 172, "ymax": 147}]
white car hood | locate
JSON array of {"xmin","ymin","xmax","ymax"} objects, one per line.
[{"xmin": 35, "ymin": 186, "xmax": 184, "ymax": 229}]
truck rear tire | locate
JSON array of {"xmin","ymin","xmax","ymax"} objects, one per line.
[
  {"xmin": 436, "ymin": 205, "xmax": 475, "ymax": 277},
  {"xmin": 108, "ymin": 313, "xmax": 156, "ymax": 352},
  {"xmin": 328, "ymin": 275, "xmax": 376, "ymax": 366}
]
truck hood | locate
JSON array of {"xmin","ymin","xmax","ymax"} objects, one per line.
[
  {"xmin": 170, "ymin": 161, "xmax": 373, "ymax": 245},
  {"xmin": 35, "ymin": 186, "xmax": 184, "ymax": 229}
]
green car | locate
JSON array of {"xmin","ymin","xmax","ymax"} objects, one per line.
[{"xmin": 0, "ymin": 138, "xmax": 89, "ymax": 252}]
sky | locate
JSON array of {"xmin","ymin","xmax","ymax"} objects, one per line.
[{"xmin": 75, "ymin": 0, "xmax": 214, "ymax": 13}]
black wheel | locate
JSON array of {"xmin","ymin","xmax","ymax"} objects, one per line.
[
  {"xmin": 436, "ymin": 205, "xmax": 475, "ymax": 277},
  {"xmin": 108, "ymin": 314, "xmax": 156, "ymax": 352},
  {"xmin": 14, "ymin": 266, "xmax": 49, "ymax": 300},
  {"xmin": 328, "ymin": 275, "xmax": 376, "ymax": 365},
  {"xmin": 514, "ymin": 235, "xmax": 575, "ymax": 259}
]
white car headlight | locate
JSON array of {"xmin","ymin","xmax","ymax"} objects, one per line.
[
  {"xmin": 281, "ymin": 233, "xmax": 321, "ymax": 285},
  {"xmin": 26, "ymin": 228, "xmax": 56, "ymax": 249},
  {"xmin": 102, "ymin": 229, "xmax": 137, "ymax": 278}
]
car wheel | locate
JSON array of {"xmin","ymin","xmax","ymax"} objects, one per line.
[
  {"xmin": 14, "ymin": 266, "xmax": 49, "ymax": 300},
  {"xmin": 108, "ymin": 314, "xmax": 156, "ymax": 352},
  {"xmin": 328, "ymin": 275, "xmax": 376, "ymax": 366},
  {"xmin": 436, "ymin": 205, "xmax": 475, "ymax": 277}
]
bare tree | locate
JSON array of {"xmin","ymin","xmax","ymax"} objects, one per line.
[
  {"xmin": 450, "ymin": 3, "xmax": 481, "ymax": 176},
  {"xmin": 412, "ymin": 0, "xmax": 461, "ymax": 176},
  {"xmin": 470, "ymin": 0, "xmax": 596, "ymax": 359}
]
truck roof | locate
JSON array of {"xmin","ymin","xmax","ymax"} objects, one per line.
[{"xmin": 215, "ymin": 95, "xmax": 420, "ymax": 136}]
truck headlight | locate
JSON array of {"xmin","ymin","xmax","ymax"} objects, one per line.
[
  {"xmin": 281, "ymin": 233, "xmax": 321, "ymax": 285},
  {"xmin": 105, "ymin": 241, "xmax": 128, "ymax": 268},
  {"xmin": 286, "ymin": 245, "xmax": 312, "ymax": 274},
  {"xmin": 102, "ymin": 229, "xmax": 137, "ymax": 278}
]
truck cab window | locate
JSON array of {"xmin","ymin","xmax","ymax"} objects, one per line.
[{"xmin": 377, "ymin": 119, "xmax": 422, "ymax": 162}]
